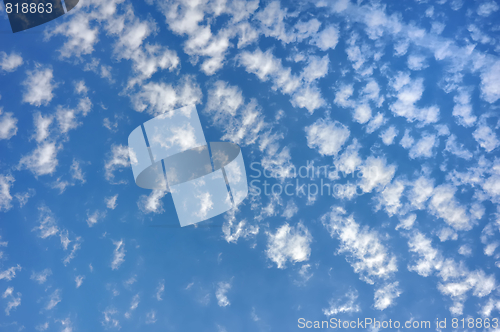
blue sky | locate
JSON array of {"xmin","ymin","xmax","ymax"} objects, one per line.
[{"xmin": 1, "ymin": 0, "xmax": 500, "ymax": 331}]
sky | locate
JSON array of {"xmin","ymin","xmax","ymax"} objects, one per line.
[{"xmin": 0, "ymin": 0, "xmax": 500, "ymax": 331}]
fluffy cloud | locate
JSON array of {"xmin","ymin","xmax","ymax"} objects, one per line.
[
  {"xmin": 311, "ymin": 25, "xmax": 339, "ymax": 51},
  {"xmin": 473, "ymin": 125, "xmax": 499, "ymax": 152},
  {"xmin": 19, "ymin": 142, "xmax": 60, "ymax": 176},
  {"xmin": 0, "ymin": 174, "xmax": 14, "ymax": 212},
  {"xmin": 322, "ymin": 206, "xmax": 398, "ymax": 284},
  {"xmin": 132, "ymin": 75, "xmax": 202, "ymax": 116},
  {"xmin": 111, "ymin": 240, "xmax": 126, "ymax": 270},
  {"xmin": 0, "ymin": 52, "xmax": 23, "ymax": 72},
  {"xmin": 22, "ymin": 67, "xmax": 56, "ymax": 106},
  {"xmin": 358, "ymin": 156, "xmax": 396, "ymax": 193},
  {"xmin": 215, "ymin": 282, "xmax": 231, "ymax": 307},
  {"xmin": 0, "ymin": 110, "xmax": 18, "ymax": 140},
  {"xmin": 104, "ymin": 145, "xmax": 132, "ymax": 182},
  {"xmin": 30, "ymin": 269, "xmax": 52, "ymax": 284},
  {"xmin": 409, "ymin": 133, "xmax": 437, "ymax": 159},
  {"xmin": 138, "ymin": 190, "xmax": 167, "ymax": 214},
  {"xmin": 374, "ymin": 282, "xmax": 401, "ymax": 310},
  {"xmin": 380, "ymin": 126, "xmax": 399, "ymax": 145},
  {"xmin": 323, "ymin": 290, "xmax": 360, "ymax": 316},
  {"xmin": 266, "ymin": 222, "xmax": 312, "ymax": 269},
  {"xmin": 305, "ymin": 118, "xmax": 350, "ymax": 156},
  {"xmin": 429, "ymin": 185, "xmax": 471, "ymax": 231}
]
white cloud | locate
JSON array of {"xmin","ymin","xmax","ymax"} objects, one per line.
[
  {"xmin": 429, "ymin": 185, "xmax": 471, "ymax": 231},
  {"xmin": 3, "ymin": 287, "xmax": 21, "ymax": 316},
  {"xmin": 106, "ymin": 195, "xmax": 118, "ymax": 209},
  {"xmin": 480, "ymin": 61, "xmax": 500, "ymax": 103},
  {"xmin": 407, "ymin": 54, "xmax": 428, "ymax": 70},
  {"xmin": 36, "ymin": 322, "xmax": 49, "ymax": 331},
  {"xmin": 0, "ymin": 52, "xmax": 23, "ymax": 72},
  {"xmin": 102, "ymin": 307, "xmax": 120, "ymax": 329},
  {"xmin": 47, "ymin": 13, "xmax": 99, "ymax": 58},
  {"xmin": 477, "ymin": 1, "xmax": 499, "ymax": 16},
  {"xmin": 377, "ymin": 179, "xmax": 405, "ymax": 216},
  {"xmin": 45, "ymin": 289, "xmax": 61, "ymax": 310},
  {"xmin": 445, "ymin": 135, "xmax": 473, "ymax": 160},
  {"xmin": 22, "ymin": 67, "xmax": 56, "ymax": 106},
  {"xmin": 19, "ymin": 142, "xmax": 60, "ymax": 176},
  {"xmin": 125, "ymin": 294, "xmax": 140, "ymax": 318},
  {"xmin": 409, "ymin": 133, "xmax": 437, "ymax": 159},
  {"xmin": 407, "ymin": 175, "xmax": 434, "ymax": 210},
  {"xmin": 311, "ymin": 25, "xmax": 339, "ymax": 51},
  {"xmin": 215, "ymin": 282, "xmax": 231, "ymax": 307},
  {"xmin": 33, "ymin": 206, "xmax": 59, "ymax": 239},
  {"xmin": 0, "ymin": 174, "xmax": 14, "ymax": 212},
  {"xmin": 75, "ymin": 275, "xmax": 85, "ymax": 288},
  {"xmin": 305, "ymin": 118, "xmax": 350, "ymax": 156},
  {"xmin": 0, "ymin": 110, "xmax": 18, "ymax": 140},
  {"xmin": 33, "ymin": 112, "xmax": 53, "ymax": 143},
  {"xmin": 63, "ymin": 239, "xmax": 81, "ymax": 266},
  {"xmin": 374, "ymin": 282, "xmax": 401, "ymax": 310},
  {"xmin": 146, "ymin": 310, "xmax": 157, "ymax": 324},
  {"xmin": 453, "ymin": 88, "xmax": 476, "ymax": 127},
  {"xmin": 156, "ymin": 280, "xmax": 165, "ymax": 301},
  {"xmin": 353, "ymin": 104, "xmax": 372, "ymax": 124},
  {"xmin": 104, "ymin": 144, "xmax": 131, "ymax": 182},
  {"xmin": 86, "ymin": 210, "xmax": 106, "ymax": 227},
  {"xmin": 266, "ymin": 222, "xmax": 312, "ymax": 269},
  {"xmin": 281, "ymin": 200, "xmax": 298, "ymax": 220},
  {"xmin": 0, "ymin": 265, "xmax": 21, "ymax": 281},
  {"xmin": 365, "ymin": 112, "xmax": 386, "ymax": 133},
  {"xmin": 334, "ymin": 139, "xmax": 362, "ymax": 176},
  {"xmin": 380, "ymin": 126, "xmax": 399, "ymax": 145},
  {"xmin": 322, "ymin": 207, "xmax": 398, "ymax": 284},
  {"xmin": 359, "ymin": 156, "xmax": 396, "ymax": 193},
  {"xmin": 323, "ymin": 289, "xmax": 360, "ymax": 316},
  {"xmin": 111, "ymin": 240, "xmax": 126, "ymax": 270},
  {"xmin": 396, "ymin": 214, "xmax": 416, "ymax": 230},
  {"xmin": 458, "ymin": 244, "xmax": 472, "ymax": 256},
  {"xmin": 389, "ymin": 73, "xmax": 439, "ymax": 124},
  {"xmin": 473, "ymin": 125, "xmax": 499, "ymax": 152},
  {"xmin": 400, "ymin": 129, "xmax": 414, "ymax": 149},
  {"xmin": 138, "ymin": 190, "xmax": 167, "ymax": 214},
  {"xmin": 30, "ymin": 269, "xmax": 52, "ymax": 284},
  {"xmin": 301, "ymin": 55, "xmax": 329, "ymax": 83},
  {"xmin": 132, "ymin": 75, "xmax": 202, "ymax": 116}
]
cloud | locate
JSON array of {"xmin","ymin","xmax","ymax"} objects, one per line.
[
  {"xmin": 477, "ymin": 1, "xmax": 499, "ymax": 16},
  {"xmin": 359, "ymin": 156, "xmax": 396, "ymax": 193},
  {"xmin": 19, "ymin": 142, "xmax": 60, "ymax": 176},
  {"xmin": 138, "ymin": 190, "xmax": 167, "ymax": 214},
  {"xmin": 473, "ymin": 124, "xmax": 499, "ymax": 153},
  {"xmin": 3, "ymin": 287, "xmax": 21, "ymax": 316},
  {"xmin": 86, "ymin": 210, "xmax": 106, "ymax": 227},
  {"xmin": 409, "ymin": 133, "xmax": 437, "ymax": 159},
  {"xmin": 75, "ymin": 275, "xmax": 85, "ymax": 288},
  {"xmin": 156, "ymin": 280, "xmax": 165, "ymax": 301},
  {"xmin": 323, "ymin": 289, "xmax": 361, "ymax": 316},
  {"xmin": 124, "ymin": 294, "xmax": 140, "ymax": 318},
  {"xmin": 215, "ymin": 282, "xmax": 231, "ymax": 307},
  {"xmin": 305, "ymin": 118, "xmax": 350, "ymax": 156},
  {"xmin": 365, "ymin": 112, "xmax": 386, "ymax": 134},
  {"xmin": 102, "ymin": 307, "xmax": 120, "ymax": 329},
  {"xmin": 429, "ymin": 184, "xmax": 471, "ymax": 231},
  {"xmin": 266, "ymin": 222, "xmax": 312, "ymax": 269},
  {"xmin": 374, "ymin": 282, "xmax": 401, "ymax": 310},
  {"xmin": 389, "ymin": 73, "xmax": 439, "ymax": 124},
  {"xmin": 377, "ymin": 179, "xmax": 406, "ymax": 216},
  {"xmin": 0, "ymin": 265, "xmax": 21, "ymax": 281},
  {"xmin": 445, "ymin": 135, "xmax": 473, "ymax": 160},
  {"xmin": 0, "ymin": 110, "xmax": 18, "ymax": 140},
  {"xmin": 33, "ymin": 206, "xmax": 59, "ymax": 239},
  {"xmin": 111, "ymin": 240, "xmax": 126, "ymax": 270},
  {"xmin": 45, "ymin": 289, "xmax": 61, "ymax": 310},
  {"xmin": 105, "ymin": 195, "xmax": 118, "ymax": 209},
  {"xmin": 0, "ymin": 174, "xmax": 14, "ymax": 212},
  {"xmin": 452, "ymin": 88, "xmax": 476, "ymax": 127},
  {"xmin": 30, "ymin": 269, "xmax": 52, "ymax": 284},
  {"xmin": 480, "ymin": 61, "xmax": 500, "ymax": 103},
  {"xmin": 407, "ymin": 54, "xmax": 428, "ymax": 70},
  {"xmin": 380, "ymin": 126, "xmax": 399, "ymax": 145},
  {"xmin": 0, "ymin": 52, "xmax": 23, "ymax": 72},
  {"xmin": 63, "ymin": 238, "xmax": 81, "ymax": 266},
  {"xmin": 22, "ymin": 66, "xmax": 56, "ymax": 106},
  {"xmin": 104, "ymin": 145, "xmax": 131, "ymax": 182},
  {"xmin": 32, "ymin": 112, "xmax": 53, "ymax": 143},
  {"xmin": 47, "ymin": 13, "xmax": 99, "ymax": 58},
  {"xmin": 132, "ymin": 75, "xmax": 202, "ymax": 116},
  {"xmin": 311, "ymin": 25, "xmax": 340, "ymax": 51},
  {"xmin": 281, "ymin": 200, "xmax": 298, "ymax": 220},
  {"xmin": 322, "ymin": 206, "xmax": 398, "ymax": 284},
  {"xmin": 146, "ymin": 310, "xmax": 157, "ymax": 324}
]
